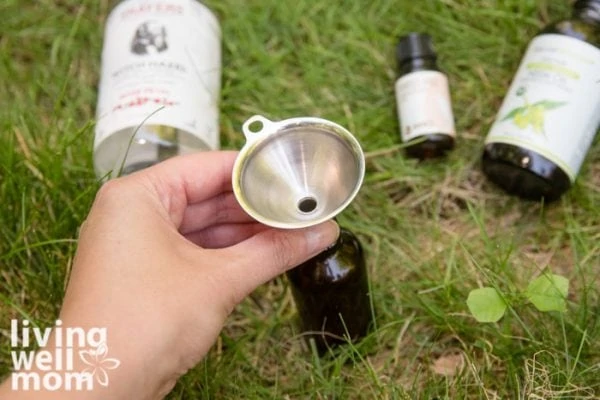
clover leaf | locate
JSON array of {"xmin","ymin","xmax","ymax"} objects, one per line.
[
  {"xmin": 525, "ymin": 274, "xmax": 569, "ymax": 312},
  {"xmin": 467, "ymin": 287, "xmax": 507, "ymax": 323}
]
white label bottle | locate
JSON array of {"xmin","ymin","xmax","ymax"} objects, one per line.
[
  {"xmin": 482, "ymin": 0, "xmax": 600, "ymax": 201},
  {"xmin": 94, "ymin": 0, "xmax": 221, "ymax": 179},
  {"xmin": 394, "ymin": 32, "xmax": 456, "ymax": 159}
]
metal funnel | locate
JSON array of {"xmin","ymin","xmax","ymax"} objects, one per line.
[{"xmin": 232, "ymin": 115, "xmax": 365, "ymax": 229}]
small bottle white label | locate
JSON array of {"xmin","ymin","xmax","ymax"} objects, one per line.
[
  {"xmin": 485, "ymin": 34, "xmax": 600, "ymax": 182},
  {"xmin": 395, "ymin": 70, "xmax": 455, "ymax": 142},
  {"xmin": 95, "ymin": 0, "xmax": 221, "ymax": 149}
]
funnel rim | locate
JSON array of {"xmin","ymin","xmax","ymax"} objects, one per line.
[{"xmin": 232, "ymin": 116, "xmax": 365, "ymax": 229}]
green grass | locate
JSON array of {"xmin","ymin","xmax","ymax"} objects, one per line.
[{"xmin": 2, "ymin": 0, "xmax": 600, "ymax": 398}]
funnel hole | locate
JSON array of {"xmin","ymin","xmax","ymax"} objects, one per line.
[{"xmin": 297, "ymin": 196, "xmax": 318, "ymax": 213}]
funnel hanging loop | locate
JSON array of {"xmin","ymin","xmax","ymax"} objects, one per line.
[{"xmin": 242, "ymin": 115, "xmax": 274, "ymax": 138}]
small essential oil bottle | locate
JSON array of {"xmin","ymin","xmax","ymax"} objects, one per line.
[
  {"xmin": 286, "ymin": 227, "xmax": 372, "ymax": 354},
  {"xmin": 482, "ymin": 0, "xmax": 600, "ymax": 201},
  {"xmin": 394, "ymin": 32, "xmax": 456, "ymax": 159}
]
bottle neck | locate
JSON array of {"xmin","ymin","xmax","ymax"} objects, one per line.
[
  {"xmin": 398, "ymin": 56, "xmax": 439, "ymax": 77},
  {"xmin": 323, "ymin": 227, "xmax": 351, "ymax": 252},
  {"xmin": 573, "ymin": 1, "xmax": 600, "ymax": 26}
]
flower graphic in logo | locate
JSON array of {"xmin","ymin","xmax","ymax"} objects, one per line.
[{"xmin": 79, "ymin": 342, "xmax": 120, "ymax": 387}]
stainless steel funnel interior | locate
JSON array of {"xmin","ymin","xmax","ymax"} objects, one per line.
[{"xmin": 232, "ymin": 115, "xmax": 365, "ymax": 229}]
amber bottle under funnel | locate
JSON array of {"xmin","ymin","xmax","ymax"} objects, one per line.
[{"xmin": 232, "ymin": 115, "xmax": 373, "ymax": 353}]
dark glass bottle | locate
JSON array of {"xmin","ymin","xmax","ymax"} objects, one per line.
[
  {"xmin": 394, "ymin": 32, "xmax": 456, "ymax": 159},
  {"xmin": 482, "ymin": 0, "xmax": 600, "ymax": 201},
  {"xmin": 286, "ymin": 228, "xmax": 372, "ymax": 354}
]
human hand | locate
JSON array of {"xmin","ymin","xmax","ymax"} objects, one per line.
[{"xmin": 0, "ymin": 151, "xmax": 339, "ymax": 400}]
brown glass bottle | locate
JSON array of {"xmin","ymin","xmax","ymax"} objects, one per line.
[
  {"xmin": 395, "ymin": 33, "xmax": 456, "ymax": 159},
  {"xmin": 286, "ymin": 228, "xmax": 372, "ymax": 354},
  {"xmin": 482, "ymin": 0, "xmax": 600, "ymax": 201}
]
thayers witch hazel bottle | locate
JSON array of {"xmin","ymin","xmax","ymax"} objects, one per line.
[
  {"xmin": 482, "ymin": 0, "xmax": 600, "ymax": 201},
  {"xmin": 286, "ymin": 226, "xmax": 372, "ymax": 354},
  {"xmin": 394, "ymin": 32, "xmax": 456, "ymax": 159},
  {"xmin": 94, "ymin": 0, "xmax": 221, "ymax": 179}
]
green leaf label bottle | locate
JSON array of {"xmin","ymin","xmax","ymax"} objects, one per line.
[
  {"xmin": 394, "ymin": 33, "xmax": 456, "ymax": 159},
  {"xmin": 482, "ymin": 0, "xmax": 600, "ymax": 201},
  {"xmin": 94, "ymin": 0, "xmax": 221, "ymax": 179},
  {"xmin": 286, "ymin": 227, "xmax": 372, "ymax": 354}
]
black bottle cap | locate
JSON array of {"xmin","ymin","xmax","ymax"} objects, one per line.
[
  {"xmin": 396, "ymin": 32, "xmax": 437, "ymax": 65},
  {"xmin": 573, "ymin": 0, "xmax": 600, "ymax": 19},
  {"xmin": 574, "ymin": 0, "xmax": 600, "ymax": 8}
]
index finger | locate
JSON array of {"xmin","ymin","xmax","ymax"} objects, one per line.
[
  {"xmin": 149, "ymin": 150, "xmax": 238, "ymax": 203},
  {"xmin": 134, "ymin": 151, "xmax": 240, "ymax": 227}
]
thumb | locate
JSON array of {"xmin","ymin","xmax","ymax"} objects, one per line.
[{"xmin": 215, "ymin": 220, "xmax": 340, "ymax": 303}]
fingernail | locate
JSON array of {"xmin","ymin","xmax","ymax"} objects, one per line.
[{"xmin": 306, "ymin": 220, "xmax": 340, "ymax": 254}]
